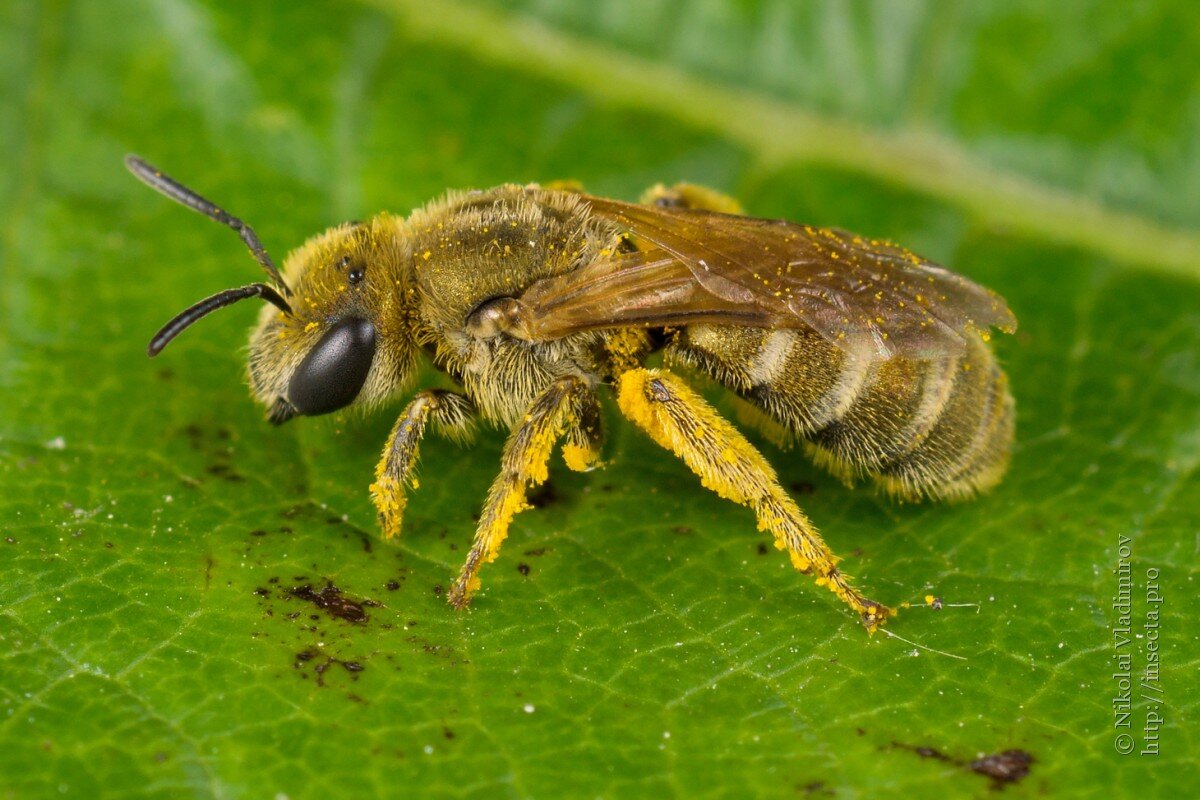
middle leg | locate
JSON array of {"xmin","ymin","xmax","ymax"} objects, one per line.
[{"xmin": 448, "ymin": 375, "xmax": 599, "ymax": 608}]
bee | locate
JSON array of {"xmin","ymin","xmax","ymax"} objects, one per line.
[{"xmin": 127, "ymin": 156, "xmax": 1016, "ymax": 632}]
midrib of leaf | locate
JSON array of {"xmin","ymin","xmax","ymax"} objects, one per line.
[{"xmin": 363, "ymin": 0, "xmax": 1200, "ymax": 280}]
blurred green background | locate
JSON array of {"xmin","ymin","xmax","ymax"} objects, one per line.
[{"xmin": 2, "ymin": 1, "xmax": 1197, "ymax": 797}]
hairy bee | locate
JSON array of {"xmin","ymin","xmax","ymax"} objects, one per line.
[{"xmin": 127, "ymin": 156, "xmax": 1016, "ymax": 632}]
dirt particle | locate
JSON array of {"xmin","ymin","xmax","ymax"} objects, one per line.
[
  {"xmin": 253, "ymin": 587, "xmax": 271, "ymax": 597},
  {"xmin": 757, "ymin": 542, "xmax": 769, "ymax": 555},
  {"xmin": 249, "ymin": 529, "xmax": 267, "ymax": 537},
  {"xmin": 889, "ymin": 741, "xmax": 953, "ymax": 763},
  {"xmin": 442, "ymin": 727, "xmax": 455, "ymax": 740},
  {"xmin": 386, "ymin": 580, "xmax": 401, "ymax": 591},
  {"xmin": 206, "ymin": 463, "xmax": 245, "ymax": 483},
  {"xmin": 294, "ymin": 647, "xmax": 368, "ymax": 687},
  {"xmin": 969, "ymin": 750, "xmax": 1034, "ymax": 787},
  {"xmin": 523, "ymin": 547, "xmax": 548, "ymax": 557},
  {"xmin": 888, "ymin": 742, "xmax": 1033, "ymax": 789},
  {"xmin": 517, "ymin": 563, "xmax": 531, "ymax": 576},
  {"xmin": 287, "ymin": 582, "xmax": 379, "ymax": 624}
]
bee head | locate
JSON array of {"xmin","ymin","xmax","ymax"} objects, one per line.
[{"xmin": 128, "ymin": 156, "xmax": 418, "ymax": 424}]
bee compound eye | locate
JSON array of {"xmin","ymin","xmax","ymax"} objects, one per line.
[{"xmin": 287, "ymin": 317, "xmax": 377, "ymax": 416}]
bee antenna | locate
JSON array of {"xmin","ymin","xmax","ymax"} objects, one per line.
[
  {"xmin": 125, "ymin": 154, "xmax": 292, "ymax": 297},
  {"xmin": 148, "ymin": 283, "xmax": 292, "ymax": 357}
]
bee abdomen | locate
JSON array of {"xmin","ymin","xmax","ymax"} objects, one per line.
[
  {"xmin": 874, "ymin": 346, "xmax": 1014, "ymax": 500},
  {"xmin": 807, "ymin": 335, "xmax": 1013, "ymax": 500},
  {"xmin": 668, "ymin": 324, "xmax": 1013, "ymax": 501}
]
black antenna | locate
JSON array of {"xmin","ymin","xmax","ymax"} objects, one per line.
[
  {"xmin": 147, "ymin": 284, "xmax": 292, "ymax": 357},
  {"xmin": 125, "ymin": 154, "xmax": 292, "ymax": 296}
]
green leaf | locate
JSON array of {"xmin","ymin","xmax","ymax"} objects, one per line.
[{"xmin": 2, "ymin": 1, "xmax": 1196, "ymax": 797}]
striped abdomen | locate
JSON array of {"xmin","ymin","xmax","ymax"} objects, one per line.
[{"xmin": 668, "ymin": 324, "xmax": 1014, "ymax": 501}]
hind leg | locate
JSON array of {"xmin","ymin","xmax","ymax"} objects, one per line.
[
  {"xmin": 617, "ymin": 367, "xmax": 891, "ymax": 632},
  {"xmin": 639, "ymin": 182, "xmax": 745, "ymax": 214}
]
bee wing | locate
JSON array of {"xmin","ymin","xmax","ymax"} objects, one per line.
[{"xmin": 516, "ymin": 196, "xmax": 1016, "ymax": 359}]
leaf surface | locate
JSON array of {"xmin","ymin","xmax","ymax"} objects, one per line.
[{"xmin": 1, "ymin": 1, "xmax": 1196, "ymax": 797}]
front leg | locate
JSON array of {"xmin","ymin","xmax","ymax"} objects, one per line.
[
  {"xmin": 448, "ymin": 376, "xmax": 597, "ymax": 608},
  {"xmin": 617, "ymin": 367, "xmax": 891, "ymax": 632},
  {"xmin": 371, "ymin": 390, "xmax": 474, "ymax": 540}
]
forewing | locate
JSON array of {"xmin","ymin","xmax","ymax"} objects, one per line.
[{"xmin": 516, "ymin": 195, "xmax": 1016, "ymax": 359}]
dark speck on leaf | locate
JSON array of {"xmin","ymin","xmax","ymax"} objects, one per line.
[
  {"xmin": 287, "ymin": 582, "xmax": 378, "ymax": 624},
  {"xmin": 253, "ymin": 587, "xmax": 270, "ymax": 597},
  {"xmin": 970, "ymin": 750, "xmax": 1034, "ymax": 787},
  {"xmin": 517, "ymin": 563, "xmax": 530, "ymax": 576},
  {"xmin": 249, "ymin": 529, "xmax": 267, "ymax": 537},
  {"xmin": 789, "ymin": 481, "xmax": 815, "ymax": 495},
  {"xmin": 523, "ymin": 547, "xmax": 548, "ymax": 557},
  {"xmin": 386, "ymin": 580, "xmax": 401, "ymax": 591},
  {"xmin": 757, "ymin": 542, "xmax": 769, "ymax": 555},
  {"xmin": 671, "ymin": 526, "xmax": 693, "ymax": 535},
  {"xmin": 888, "ymin": 742, "xmax": 1032, "ymax": 788},
  {"xmin": 527, "ymin": 481, "xmax": 557, "ymax": 508}
]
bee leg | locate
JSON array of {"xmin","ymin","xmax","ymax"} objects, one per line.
[
  {"xmin": 562, "ymin": 385, "xmax": 604, "ymax": 472},
  {"xmin": 448, "ymin": 376, "xmax": 594, "ymax": 608},
  {"xmin": 638, "ymin": 182, "xmax": 744, "ymax": 214},
  {"xmin": 616, "ymin": 367, "xmax": 892, "ymax": 633},
  {"xmin": 370, "ymin": 390, "xmax": 475, "ymax": 540}
]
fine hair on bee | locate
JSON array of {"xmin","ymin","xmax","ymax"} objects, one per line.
[{"xmin": 126, "ymin": 157, "xmax": 1017, "ymax": 635}]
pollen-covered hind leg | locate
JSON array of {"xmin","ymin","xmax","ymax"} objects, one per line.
[
  {"xmin": 448, "ymin": 376, "xmax": 597, "ymax": 609},
  {"xmin": 371, "ymin": 390, "xmax": 475, "ymax": 540},
  {"xmin": 617, "ymin": 368, "xmax": 891, "ymax": 632},
  {"xmin": 639, "ymin": 182, "xmax": 745, "ymax": 214}
]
